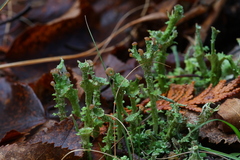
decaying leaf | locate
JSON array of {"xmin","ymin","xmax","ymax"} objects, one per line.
[
  {"xmin": 200, "ymin": 120, "xmax": 240, "ymax": 145},
  {"xmin": 29, "ymin": 73, "xmax": 55, "ymax": 106},
  {"xmin": 91, "ymin": 135, "xmax": 106, "ymax": 160},
  {"xmin": 0, "ymin": 78, "xmax": 46, "ymax": 144},
  {"xmin": 28, "ymin": 118, "xmax": 84, "ymax": 157},
  {"xmin": 5, "ymin": 0, "xmax": 94, "ymax": 61},
  {"xmin": 217, "ymin": 98, "xmax": 240, "ymax": 133},
  {"xmin": 188, "ymin": 77, "xmax": 240, "ymax": 105},
  {"xmin": 140, "ymin": 76, "xmax": 240, "ymax": 113},
  {"xmin": 0, "ymin": 130, "xmax": 25, "ymax": 145},
  {"xmin": 0, "ymin": 142, "xmax": 80, "ymax": 160},
  {"xmin": 159, "ymin": 81, "xmax": 202, "ymax": 112}
]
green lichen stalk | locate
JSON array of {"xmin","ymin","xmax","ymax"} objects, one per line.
[
  {"xmin": 205, "ymin": 27, "xmax": 240, "ymax": 86},
  {"xmin": 208, "ymin": 27, "xmax": 221, "ymax": 85},
  {"xmin": 77, "ymin": 60, "xmax": 109, "ymax": 154},
  {"xmin": 170, "ymin": 24, "xmax": 240, "ymax": 88},
  {"xmin": 106, "ymin": 67, "xmax": 129, "ymax": 145},
  {"xmin": 126, "ymin": 79, "xmax": 142, "ymax": 135},
  {"xmin": 193, "ymin": 24, "xmax": 209, "ymax": 78},
  {"xmin": 129, "ymin": 41, "xmax": 159, "ymax": 135},
  {"xmin": 78, "ymin": 60, "xmax": 108, "ymax": 130},
  {"xmin": 51, "ymin": 59, "xmax": 81, "ymax": 120},
  {"xmin": 101, "ymin": 122, "xmax": 114, "ymax": 159},
  {"xmin": 152, "ymin": 4, "xmax": 184, "ymax": 92},
  {"xmin": 157, "ymin": 95, "xmax": 185, "ymax": 141}
]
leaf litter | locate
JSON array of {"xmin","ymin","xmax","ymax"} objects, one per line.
[{"xmin": 0, "ymin": 78, "xmax": 46, "ymax": 143}]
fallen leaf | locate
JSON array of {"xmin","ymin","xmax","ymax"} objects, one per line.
[
  {"xmin": 0, "ymin": 0, "xmax": 76, "ymax": 47},
  {"xmin": 92, "ymin": 135, "xmax": 106, "ymax": 160},
  {"xmin": 0, "ymin": 78, "xmax": 46, "ymax": 144},
  {"xmin": 141, "ymin": 76, "xmax": 240, "ymax": 113},
  {"xmin": 94, "ymin": 54, "xmax": 129, "ymax": 79},
  {"xmin": 0, "ymin": 130, "xmax": 25, "ymax": 145},
  {"xmin": 188, "ymin": 76, "xmax": 240, "ymax": 105},
  {"xmin": 27, "ymin": 0, "xmax": 76, "ymax": 23},
  {"xmin": 0, "ymin": 142, "xmax": 81, "ymax": 160},
  {"xmin": 217, "ymin": 98, "xmax": 240, "ymax": 133},
  {"xmin": 200, "ymin": 120, "xmax": 240, "ymax": 145},
  {"xmin": 29, "ymin": 73, "xmax": 55, "ymax": 106},
  {"xmin": 5, "ymin": 0, "xmax": 94, "ymax": 61},
  {"xmin": 28, "ymin": 118, "xmax": 84, "ymax": 157},
  {"xmin": 141, "ymin": 81, "xmax": 202, "ymax": 112}
]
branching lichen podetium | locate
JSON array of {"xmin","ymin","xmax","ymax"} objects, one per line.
[
  {"xmin": 194, "ymin": 24, "xmax": 209, "ymax": 78},
  {"xmin": 129, "ymin": 41, "xmax": 159, "ymax": 135},
  {"xmin": 152, "ymin": 4, "xmax": 183, "ymax": 93},
  {"xmin": 51, "ymin": 58, "xmax": 81, "ymax": 120},
  {"xmin": 105, "ymin": 67, "xmax": 128, "ymax": 143},
  {"xmin": 125, "ymin": 77, "xmax": 142, "ymax": 135},
  {"xmin": 78, "ymin": 60, "xmax": 108, "ymax": 135},
  {"xmin": 206, "ymin": 27, "xmax": 240, "ymax": 86}
]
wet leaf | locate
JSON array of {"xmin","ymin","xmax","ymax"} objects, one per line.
[
  {"xmin": 0, "ymin": 78, "xmax": 46, "ymax": 143},
  {"xmin": 0, "ymin": 130, "xmax": 25, "ymax": 144},
  {"xmin": 5, "ymin": 0, "xmax": 94, "ymax": 61},
  {"xmin": 26, "ymin": 0, "xmax": 76, "ymax": 23},
  {"xmin": 29, "ymin": 73, "xmax": 55, "ymax": 106},
  {"xmin": 0, "ymin": 0, "xmax": 76, "ymax": 47}
]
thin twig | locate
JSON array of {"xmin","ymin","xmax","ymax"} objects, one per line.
[
  {"xmin": 3, "ymin": 0, "xmax": 13, "ymax": 45},
  {"xmin": 93, "ymin": 4, "xmax": 146, "ymax": 63},
  {"xmin": 0, "ymin": 8, "xmax": 167, "ymax": 69},
  {"xmin": 0, "ymin": 5, "xmax": 31, "ymax": 26},
  {"xmin": 0, "ymin": 0, "xmax": 10, "ymax": 11}
]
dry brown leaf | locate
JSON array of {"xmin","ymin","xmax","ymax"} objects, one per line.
[
  {"xmin": 0, "ymin": 142, "xmax": 80, "ymax": 160},
  {"xmin": 188, "ymin": 76, "xmax": 240, "ymax": 105},
  {"xmin": 140, "ymin": 76, "xmax": 240, "ymax": 113},
  {"xmin": 141, "ymin": 81, "xmax": 202, "ymax": 112},
  {"xmin": 200, "ymin": 120, "xmax": 240, "ymax": 145},
  {"xmin": 28, "ymin": 118, "xmax": 84, "ymax": 157},
  {"xmin": 29, "ymin": 73, "xmax": 55, "ymax": 106},
  {"xmin": 217, "ymin": 98, "xmax": 240, "ymax": 133}
]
